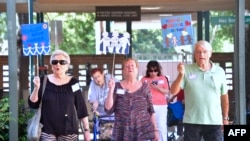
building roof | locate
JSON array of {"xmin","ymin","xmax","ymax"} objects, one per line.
[{"xmin": 0, "ymin": 0, "xmax": 249, "ymax": 13}]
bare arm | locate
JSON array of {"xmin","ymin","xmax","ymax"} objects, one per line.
[
  {"xmin": 151, "ymin": 113, "xmax": 158, "ymax": 130},
  {"xmin": 221, "ymin": 94, "xmax": 229, "ymax": 125},
  {"xmin": 29, "ymin": 76, "xmax": 40, "ymax": 102},
  {"xmin": 105, "ymin": 77, "xmax": 115, "ymax": 110},
  {"xmin": 150, "ymin": 76, "xmax": 170, "ymax": 95},
  {"xmin": 151, "ymin": 113, "xmax": 159, "ymax": 141},
  {"xmin": 171, "ymin": 63, "xmax": 185, "ymax": 95},
  {"xmin": 157, "ymin": 86, "xmax": 169, "ymax": 94},
  {"xmin": 171, "ymin": 73, "xmax": 184, "ymax": 95},
  {"xmin": 81, "ymin": 117, "xmax": 91, "ymax": 141}
]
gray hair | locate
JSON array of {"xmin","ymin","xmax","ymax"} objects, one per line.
[
  {"xmin": 50, "ymin": 49, "xmax": 70, "ymax": 64},
  {"xmin": 194, "ymin": 40, "xmax": 212, "ymax": 51}
]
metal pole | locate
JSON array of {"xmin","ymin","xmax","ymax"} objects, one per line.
[
  {"xmin": 197, "ymin": 11, "xmax": 203, "ymax": 41},
  {"xmin": 6, "ymin": 0, "xmax": 19, "ymax": 140},
  {"xmin": 126, "ymin": 21, "xmax": 132, "ymax": 58},
  {"xmin": 234, "ymin": 0, "xmax": 246, "ymax": 124},
  {"xmin": 204, "ymin": 11, "xmax": 210, "ymax": 41},
  {"xmin": 28, "ymin": 0, "xmax": 34, "ymax": 89}
]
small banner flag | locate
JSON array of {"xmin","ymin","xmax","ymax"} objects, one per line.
[
  {"xmin": 161, "ymin": 15, "xmax": 194, "ymax": 48},
  {"xmin": 21, "ymin": 22, "xmax": 50, "ymax": 56},
  {"xmin": 99, "ymin": 31, "xmax": 130, "ymax": 54}
]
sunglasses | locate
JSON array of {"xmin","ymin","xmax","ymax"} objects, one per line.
[
  {"xmin": 51, "ymin": 60, "xmax": 68, "ymax": 65},
  {"xmin": 149, "ymin": 69, "xmax": 158, "ymax": 72}
]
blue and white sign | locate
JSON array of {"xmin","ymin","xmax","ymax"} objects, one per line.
[{"xmin": 21, "ymin": 23, "xmax": 50, "ymax": 56}]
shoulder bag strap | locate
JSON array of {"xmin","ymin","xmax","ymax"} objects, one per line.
[{"xmin": 39, "ymin": 75, "xmax": 47, "ymax": 108}]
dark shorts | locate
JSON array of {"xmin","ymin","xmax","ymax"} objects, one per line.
[{"xmin": 184, "ymin": 123, "xmax": 223, "ymax": 141}]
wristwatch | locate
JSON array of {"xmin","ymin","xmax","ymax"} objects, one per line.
[{"xmin": 223, "ymin": 116, "xmax": 229, "ymax": 120}]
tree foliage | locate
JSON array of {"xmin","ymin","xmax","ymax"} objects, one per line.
[
  {"xmin": 132, "ymin": 11, "xmax": 235, "ymax": 54},
  {"xmin": 210, "ymin": 11, "xmax": 234, "ymax": 52},
  {"xmin": 0, "ymin": 11, "xmax": 236, "ymax": 55},
  {"xmin": 0, "ymin": 13, "xmax": 7, "ymax": 42},
  {"xmin": 132, "ymin": 29, "xmax": 176, "ymax": 54},
  {"xmin": 44, "ymin": 13, "xmax": 96, "ymax": 54},
  {"xmin": 0, "ymin": 96, "xmax": 32, "ymax": 141}
]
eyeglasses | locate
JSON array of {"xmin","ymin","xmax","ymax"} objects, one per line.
[
  {"xmin": 149, "ymin": 69, "xmax": 158, "ymax": 72},
  {"xmin": 51, "ymin": 60, "xmax": 68, "ymax": 65},
  {"xmin": 195, "ymin": 50, "xmax": 209, "ymax": 54}
]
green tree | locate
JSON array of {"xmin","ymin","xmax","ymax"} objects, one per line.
[
  {"xmin": 132, "ymin": 11, "xmax": 235, "ymax": 54},
  {"xmin": 132, "ymin": 29, "xmax": 175, "ymax": 54},
  {"xmin": 0, "ymin": 96, "xmax": 32, "ymax": 141},
  {"xmin": 0, "ymin": 11, "xmax": 236, "ymax": 55},
  {"xmin": 210, "ymin": 11, "xmax": 234, "ymax": 52},
  {"xmin": 0, "ymin": 13, "xmax": 6, "ymax": 42},
  {"xmin": 44, "ymin": 13, "xmax": 96, "ymax": 54},
  {"xmin": 0, "ymin": 13, "xmax": 7, "ymax": 53}
]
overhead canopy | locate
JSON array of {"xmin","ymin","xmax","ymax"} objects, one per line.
[{"xmin": 0, "ymin": 0, "xmax": 250, "ymax": 13}]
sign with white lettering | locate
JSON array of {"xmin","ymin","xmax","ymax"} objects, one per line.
[
  {"xmin": 21, "ymin": 23, "xmax": 50, "ymax": 56},
  {"xmin": 224, "ymin": 125, "xmax": 250, "ymax": 141},
  {"xmin": 211, "ymin": 16, "xmax": 250, "ymax": 25},
  {"xmin": 161, "ymin": 14, "xmax": 194, "ymax": 48},
  {"xmin": 95, "ymin": 6, "xmax": 141, "ymax": 21}
]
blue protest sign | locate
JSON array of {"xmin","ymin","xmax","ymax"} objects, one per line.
[
  {"xmin": 161, "ymin": 15, "xmax": 194, "ymax": 48},
  {"xmin": 21, "ymin": 23, "xmax": 50, "ymax": 56},
  {"xmin": 99, "ymin": 31, "xmax": 130, "ymax": 54}
]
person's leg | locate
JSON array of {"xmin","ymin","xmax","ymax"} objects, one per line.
[
  {"xmin": 202, "ymin": 125, "xmax": 222, "ymax": 141},
  {"xmin": 247, "ymin": 114, "xmax": 250, "ymax": 124},
  {"xmin": 184, "ymin": 123, "xmax": 202, "ymax": 141},
  {"xmin": 177, "ymin": 121, "xmax": 184, "ymax": 136},
  {"xmin": 153, "ymin": 105, "xmax": 168, "ymax": 141}
]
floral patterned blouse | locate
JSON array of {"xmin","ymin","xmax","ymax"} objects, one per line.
[{"xmin": 105, "ymin": 82, "xmax": 155, "ymax": 141}]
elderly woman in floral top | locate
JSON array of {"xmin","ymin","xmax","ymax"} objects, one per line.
[{"xmin": 105, "ymin": 58, "xmax": 159, "ymax": 141}]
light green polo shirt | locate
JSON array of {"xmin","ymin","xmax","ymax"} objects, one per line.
[{"xmin": 181, "ymin": 62, "xmax": 228, "ymax": 125}]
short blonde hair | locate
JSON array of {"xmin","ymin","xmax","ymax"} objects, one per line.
[
  {"xmin": 122, "ymin": 58, "xmax": 139, "ymax": 70},
  {"xmin": 194, "ymin": 40, "xmax": 212, "ymax": 51},
  {"xmin": 50, "ymin": 49, "xmax": 70, "ymax": 64}
]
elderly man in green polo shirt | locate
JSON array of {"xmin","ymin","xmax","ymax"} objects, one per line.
[{"xmin": 171, "ymin": 40, "xmax": 229, "ymax": 141}]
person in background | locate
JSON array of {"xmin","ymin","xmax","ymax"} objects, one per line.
[
  {"xmin": 105, "ymin": 58, "xmax": 159, "ymax": 141},
  {"xmin": 171, "ymin": 40, "xmax": 229, "ymax": 141},
  {"xmin": 28, "ymin": 49, "xmax": 90, "ymax": 141},
  {"xmin": 175, "ymin": 89, "xmax": 184, "ymax": 138},
  {"xmin": 140, "ymin": 60, "xmax": 170, "ymax": 141},
  {"xmin": 87, "ymin": 67, "xmax": 119, "ymax": 140},
  {"xmin": 168, "ymin": 89, "xmax": 185, "ymax": 140},
  {"xmin": 88, "ymin": 67, "xmax": 118, "ymax": 117}
]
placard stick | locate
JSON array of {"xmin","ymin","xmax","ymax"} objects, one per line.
[
  {"xmin": 111, "ymin": 52, "xmax": 116, "ymax": 77},
  {"xmin": 36, "ymin": 55, "xmax": 39, "ymax": 76}
]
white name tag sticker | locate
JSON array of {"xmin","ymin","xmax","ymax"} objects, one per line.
[
  {"xmin": 116, "ymin": 88, "xmax": 125, "ymax": 95},
  {"xmin": 158, "ymin": 80, "xmax": 164, "ymax": 84},
  {"xmin": 72, "ymin": 83, "xmax": 80, "ymax": 93},
  {"xmin": 188, "ymin": 74, "xmax": 196, "ymax": 79}
]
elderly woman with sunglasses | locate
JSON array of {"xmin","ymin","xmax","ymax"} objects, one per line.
[
  {"xmin": 28, "ymin": 49, "xmax": 90, "ymax": 141},
  {"xmin": 140, "ymin": 60, "xmax": 170, "ymax": 141}
]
